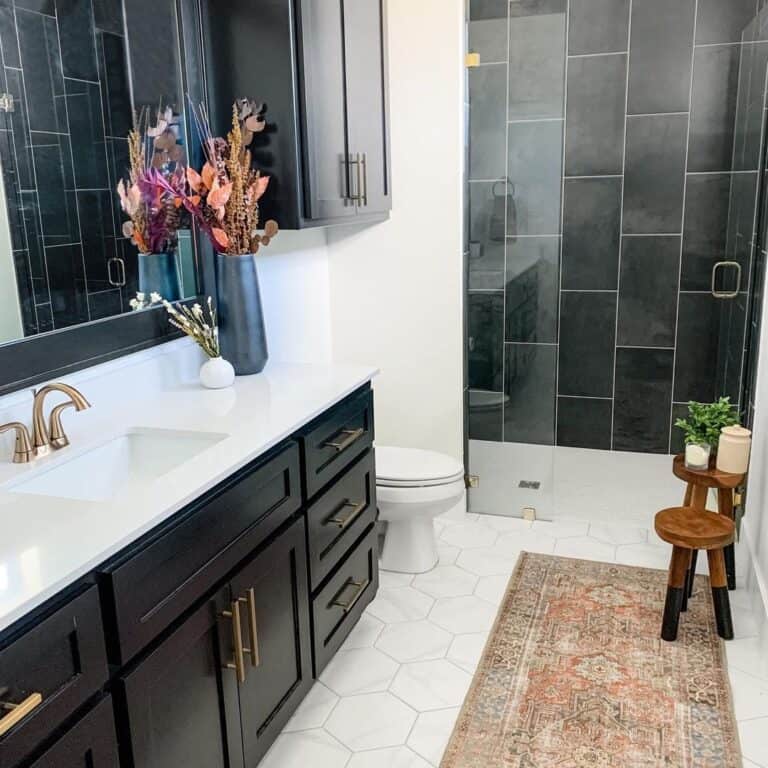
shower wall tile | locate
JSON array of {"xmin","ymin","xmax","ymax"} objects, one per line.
[
  {"xmin": 623, "ymin": 114, "xmax": 687, "ymax": 234},
  {"xmin": 0, "ymin": 0, "xmax": 20, "ymax": 69},
  {"xmin": 34, "ymin": 302, "xmax": 53, "ymax": 333},
  {"xmin": 562, "ymin": 177, "xmax": 621, "ymax": 290},
  {"xmin": 613, "ymin": 348, "xmax": 674, "ymax": 453},
  {"xmin": 508, "ymin": 8, "xmax": 566, "ymax": 120},
  {"xmin": 507, "ymin": 119, "xmax": 563, "ymax": 235},
  {"xmin": 58, "ymin": 0, "xmax": 99, "ymax": 81},
  {"xmin": 556, "ymin": 396, "xmax": 612, "ymax": 450},
  {"xmin": 568, "ymin": 0, "xmax": 630, "ymax": 55},
  {"xmin": 94, "ymin": 0, "xmax": 125, "ymax": 34},
  {"xmin": 468, "ymin": 182, "xmax": 505, "ymax": 289},
  {"xmin": 468, "ymin": 291, "xmax": 504, "ymax": 392},
  {"xmin": 88, "ymin": 288, "xmax": 123, "ymax": 320},
  {"xmin": 4, "ymin": 68, "xmax": 34, "ymax": 191},
  {"xmin": 468, "ymin": 391, "xmax": 503, "ymax": 441},
  {"xmin": 468, "ymin": 64, "xmax": 506, "ymax": 179},
  {"xmin": 674, "ymin": 293, "xmax": 720, "ymax": 402},
  {"xmin": 696, "ymin": 0, "xmax": 759, "ymax": 44},
  {"xmin": 682, "ymin": 173, "xmax": 730, "ymax": 291},
  {"xmin": 627, "ymin": 0, "xmax": 695, "ymax": 115},
  {"xmin": 505, "ymin": 237, "xmax": 559, "ymax": 343},
  {"xmin": 469, "ymin": 0, "xmax": 508, "ymax": 62},
  {"xmin": 727, "ymin": 171, "xmax": 759, "ymax": 277},
  {"xmin": 504, "ymin": 343, "xmax": 556, "ymax": 445},
  {"xmin": 558, "ymin": 291, "xmax": 617, "ymax": 398},
  {"xmin": 15, "ymin": 0, "xmax": 55, "ymax": 13},
  {"xmin": 688, "ymin": 45, "xmax": 741, "ymax": 172},
  {"xmin": 19, "ymin": 191, "xmax": 48, "ymax": 305},
  {"xmin": 670, "ymin": 402, "xmax": 689, "ymax": 455},
  {"xmin": 617, "ymin": 236, "xmax": 680, "ymax": 348},
  {"xmin": 65, "ymin": 78, "xmax": 109, "ymax": 189},
  {"xmin": 97, "ymin": 32, "xmax": 132, "ymax": 139},
  {"xmin": 78, "ymin": 190, "xmax": 116, "ymax": 292},
  {"xmin": 12, "ymin": 250, "xmax": 36, "ymax": 335},
  {"xmin": 46, "ymin": 243, "xmax": 88, "ymax": 328}
]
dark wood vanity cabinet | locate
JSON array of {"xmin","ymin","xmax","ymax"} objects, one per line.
[{"xmin": 205, "ymin": 0, "xmax": 391, "ymax": 228}]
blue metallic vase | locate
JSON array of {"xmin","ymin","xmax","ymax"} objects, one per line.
[{"xmin": 138, "ymin": 252, "xmax": 181, "ymax": 301}]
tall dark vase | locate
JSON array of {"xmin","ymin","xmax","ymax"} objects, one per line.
[
  {"xmin": 215, "ymin": 253, "xmax": 269, "ymax": 375},
  {"xmin": 138, "ymin": 252, "xmax": 181, "ymax": 301}
]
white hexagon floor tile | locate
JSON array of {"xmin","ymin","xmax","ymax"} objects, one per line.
[
  {"xmin": 380, "ymin": 571, "xmax": 414, "ymax": 589},
  {"xmin": 493, "ymin": 530, "xmax": 557, "ymax": 557},
  {"xmin": 437, "ymin": 543, "xmax": 461, "ymax": 565},
  {"xmin": 532, "ymin": 519, "xmax": 589, "ymax": 539},
  {"xmin": 259, "ymin": 729, "xmax": 350, "ymax": 768},
  {"xmin": 407, "ymin": 707, "xmax": 461, "ymax": 765},
  {"xmin": 615, "ymin": 542, "xmax": 671, "ymax": 570},
  {"xmin": 320, "ymin": 647, "xmax": 399, "ymax": 696},
  {"xmin": 474, "ymin": 573, "xmax": 511, "ymax": 605},
  {"xmin": 390, "ymin": 659, "xmax": 472, "ymax": 711},
  {"xmin": 376, "ymin": 620, "xmax": 453, "ymax": 663},
  {"xmin": 455, "ymin": 546, "xmax": 519, "ymax": 577},
  {"xmin": 588, "ymin": 522, "xmax": 647, "ymax": 546},
  {"xmin": 739, "ymin": 717, "xmax": 768, "ymax": 767},
  {"xmin": 366, "ymin": 587, "xmax": 435, "ymax": 624},
  {"xmin": 325, "ymin": 692, "xmax": 417, "ymax": 752},
  {"xmin": 412, "ymin": 565, "xmax": 478, "ymax": 599},
  {"xmin": 447, "ymin": 633, "xmax": 487, "ymax": 673},
  {"xmin": 283, "ymin": 682, "xmax": 339, "ymax": 732},
  {"xmin": 439, "ymin": 522, "xmax": 497, "ymax": 549},
  {"xmin": 342, "ymin": 613, "xmax": 386, "ymax": 651},
  {"xmin": 553, "ymin": 536, "xmax": 616, "ymax": 563},
  {"xmin": 347, "ymin": 746, "xmax": 433, "ymax": 768},
  {"xmin": 478, "ymin": 515, "xmax": 533, "ymax": 533},
  {"xmin": 429, "ymin": 595, "xmax": 498, "ymax": 634}
]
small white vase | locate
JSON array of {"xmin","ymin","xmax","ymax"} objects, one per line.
[{"xmin": 200, "ymin": 356, "xmax": 235, "ymax": 389}]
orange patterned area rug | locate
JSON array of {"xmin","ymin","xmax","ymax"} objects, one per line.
[{"xmin": 441, "ymin": 553, "xmax": 741, "ymax": 768}]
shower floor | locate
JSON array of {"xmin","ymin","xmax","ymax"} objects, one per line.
[{"xmin": 468, "ymin": 439, "xmax": 684, "ymax": 526}]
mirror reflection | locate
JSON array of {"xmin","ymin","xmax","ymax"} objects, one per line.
[{"xmin": 0, "ymin": 0, "xmax": 197, "ymax": 346}]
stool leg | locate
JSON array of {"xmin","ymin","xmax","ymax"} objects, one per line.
[
  {"xmin": 690, "ymin": 484, "xmax": 708, "ymax": 512},
  {"xmin": 717, "ymin": 488, "xmax": 737, "ymax": 591},
  {"xmin": 686, "ymin": 549, "xmax": 699, "ymax": 600},
  {"xmin": 662, "ymin": 546, "xmax": 690, "ymax": 642},
  {"xmin": 707, "ymin": 549, "xmax": 734, "ymax": 640},
  {"xmin": 684, "ymin": 482, "xmax": 693, "ymax": 506}
]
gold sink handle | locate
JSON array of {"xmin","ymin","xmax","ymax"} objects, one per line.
[{"xmin": 0, "ymin": 422, "xmax": 35, "ymax": 464}]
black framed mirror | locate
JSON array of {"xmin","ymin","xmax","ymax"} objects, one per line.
[{"xmin": 0, "ymin": 0, "xmax": 213, "ymax": 396}]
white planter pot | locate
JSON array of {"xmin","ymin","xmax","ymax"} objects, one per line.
[{"xmin": 200, "ymin": 356, "xmax": 235, "ymax": 389}]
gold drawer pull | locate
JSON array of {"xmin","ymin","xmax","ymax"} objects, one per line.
[
  {"xmin": 222, "ymin": 600, "xmax": 246, "ymax": 683},
  {"xmin": 330, "ymin": 578, "xmax": 370, "ymax": 614},
  {"xmin": 239, "ymin": 588, "xmax": 260, "ymax": 668},
  {"xmin": 325, "ymin": 500, "xmax": 366, "ymax": 531},
  {"xmin": 0, "ymin": 692, "xmax": 43, "ymax": 737},
  {"xmin": 324, "ymin": 428, "xmax": 365, "ymax": 453}
]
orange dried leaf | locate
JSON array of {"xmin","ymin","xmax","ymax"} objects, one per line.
[{"xmin": 212, "ymin": 227, "xmax": 229, "ymax": 249}]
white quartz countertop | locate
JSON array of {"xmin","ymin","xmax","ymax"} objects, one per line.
[{"xmin": 0, "ymin": 361, "xmax": 377, "ymax": 634}]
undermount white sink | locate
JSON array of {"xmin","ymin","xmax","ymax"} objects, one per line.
[{"xmin": 9, "ymin": 428, "xmax": 227, "ymax": 502}]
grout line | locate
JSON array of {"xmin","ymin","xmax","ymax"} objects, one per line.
[
  {"xmin": 626, "ymin": 111, "xmax": 689, "ymax": 118},
  {"xmin": 500, "ymin": 0, "xmax": 511, "ymax": 443},
  {"xmin": 505, "ymin": 341, "xmax": 558, "ymax": 346},
  {"xmin": 617, "ymin": 345, "xmax": 676, "ymax": 350},
  {"xmin": 558, "ymin": 394, "xmax": 613, "ymax": 401},
  {"xmin": 693, "ymin": 41, "xmax": 745, "ymax": 49},
  {"xmin": 507, "ymin": 117, "xmax": 564, "ymax": 124},
  {"xmin": 568, "ymin": 50, "xmax": 628, "ymax": 58},
  {"xmin": 688, "ymin": 169, "xmax": 756, "ymax": 176},
  {"xmin": 622, "ymin": 232, "xmax": 683, "ymax": 237},
  {"xmin": 468, "ymin": 177, "xmax": 507, "ymax": 183},
  {"xmin": 564, "ymin": 174, "xmax": 622, "ymax": 180},
  {"xmin": 561, "ymin": 288, "xmax": 617, "ymax": 293}
]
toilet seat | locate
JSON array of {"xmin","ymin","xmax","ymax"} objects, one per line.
[{"xmin": 376, "ymin": 446, "xmax": 464, "ymax": 488}]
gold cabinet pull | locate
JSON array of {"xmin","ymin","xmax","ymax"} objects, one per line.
[
  {"xmin": 361, "ymin": 153, "xmax": 368, "ymax": 206},
  {"xmin": 330, "ymin": 578, "xmax": 370, "ymax": 614},
  {"xmin": 323, "ymin": 427, "xmax": 365, "ymax": 453},
  {"xmin": 239, "ymin": 588, "xmax": 260, "ymax": 668},
  {"xmin": 325, "ymin": 500, "xmax": 366, "ymax": 531},
  {"xmin": 0, "ymin": 692, "xmax": 43, "ymax": 737},
  {"xmin": 222, "ymin": 600, "xmax": 246, "ymax": 683}
]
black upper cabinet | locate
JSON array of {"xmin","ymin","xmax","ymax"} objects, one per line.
[{"xmin": 204, "ymin": 0, "xmax": 391, "ymax": 228}]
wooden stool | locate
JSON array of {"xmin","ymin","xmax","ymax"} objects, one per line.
[
  {"xmin": 654, "ymin": 506, "xmax": 735, "ymax": 642},
  {"xmin": 672, "ymin": 454, "xmax": 744, "ymax": 592}
]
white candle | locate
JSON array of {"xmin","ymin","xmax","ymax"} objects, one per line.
[{"xmin": 686, "ymin": 444, "xmax": 709, "ymax": 468}]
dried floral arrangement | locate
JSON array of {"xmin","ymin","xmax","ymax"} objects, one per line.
[
  {"xmin": 150, "ymin": 99, "xmax": 279, "ymax": 255},
  {"xmin": 117, "ymin": 107, "xmax": 187, "ymax": 254}
]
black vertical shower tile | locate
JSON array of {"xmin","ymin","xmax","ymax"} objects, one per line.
[
  {"xmin": 4, "ymin": 68, "xmax": 34, "ymax": 191},
  {"xmin": 16, "ymin": 10, "xmax": 66, "ymax": 133},
  {"xmin": 93, "ymin": 0, "xmax": 125, "ymax": 34},
  {"xmin": 468, "ymin": 64, "xmax": 506, "ymax": 180},
  {"xmin": 696, "ymin": 0, "xmax": 758, "ymax": 44},
  {"xmin": 568, "ymin": 0, "xmax": 630, "ymax": 55},
  {"xmin": 556, "ymin": 396, "xmax": 613, "ymax": 449},
  {"xmin": 670, "ymin": 403, "xmax": 690, "ymax": 455},
  {"xmin": 613, "ymin": 348, "xmax": 674, "ymax": 453},
  {"xmin": 507, "ymin": 120, "xmax": 563, "ymax": 235},
  {"xmin": 688, "ymin": 45, "xmax": 741, "ymax": 172},
  {"xmin": 4, "ymin": 180, "xmax": 28, "ymax": 252},
  {"xmin": 504, "ymin": 343, "xmax": 556, "ymax": 445},
  {"xmin": 58, "ymin": 0, "xmax": 98, "ymax": 81},
  {"xmin": 468, "ymin": 291, "xmax": 504, "ymax": 392},
  {"xmin": 0, "ymin": 0, "xmax": 19, "ymax": 68},
  {"xmin": 12, "ymin": 250, "xmax": 37, "ymax": 335},
  {"xmin": 726, "ymin": 171, "xmax": 759, "ymax": 279},
  {"xmin": 674, "ymin": 293, "xmax": 720, "ymax": 402},
  {"xmin": 682, "ymin": 173, "xmax": 730, "ymax": 291},
  {"xmin": 46, "ymin": 243, "xmax": 88, "ymax": 328},
  {"xmin": 627, "ymin": 0, "xmax": 695, "ymax": 115},
  {"xmin": 508, "ymin": 5, "xmax": 566, "ymax": 120},
  {"xmin": 98, "ymin": 31, "xmax": 132, "ymax": 139},
  {"xmin": 468, "ymin": 390, "xmax": 504, "ymax": 441},
  {"xmin": 469, "ymin": 0, "xmax": 508, "ymax": 63},
  {"xmin": 722, "ymin": 294, "xmax": 748, "ymax": 402},
  {"xmin": 34, "ymin": 302, "xmax": 53, "ymax": 333},
  {"xmin": 505, "ymin": 237, "xmax": 559, "ymax": 343},
  {"xmin": 88, "ymin": 288, "xmax": 123, "ymax": 320},
  {"xmin": 468, "ymin": 182, "xmax": 506, "ymax": 289},
  {"xmin": 20, "ymin": 191, "xmax": 49, "ymax": 305},
  {"xmin": 14, "ymin": 0, "xmax": 55, "ymax": 12},
  {"xmin": 558, "ymin": 291, "xmax": 617, "ymax": 397},
  {"xmin": 107, "ymin": 136, "xmax": 130, "ymax": 225},
  {"xmin": 562, "ymin": 177, "xmax": 621, "ymax": 290},
  {"xmin": 565, "ymin": 53, "xmax": 626, "ymax": 176},
  {"xmin": 623, "ymin": 114, "xmax": 687, "ymax": 234},
  {"xmin": 78, "ymin": 189, "xmax": 116, "ymax": 292},
  {"xmin": 617, "ymin": 236, "xmax": 680, "ymax": 348},
  {"xmin": 66, "ymin": 78, "xmax": 109, "ymax": 189}
]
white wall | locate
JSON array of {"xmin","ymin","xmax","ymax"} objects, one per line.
[{"xmin": 326, "ymin": 0, "xmax": 465, "ymax": 459}]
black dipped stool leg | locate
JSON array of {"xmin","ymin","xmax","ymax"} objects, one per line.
[
  {"xmin": 662, "ymin": 546, "xmax": 690, "ymax": 642},
  {"xmin": 687, "ymin": 549, "xmax": 698, "ymax": 599},
  {"xmin": 723, "ymin": 543, "xmax": 736, "ymax": 591},
  {"xmin": 707, "ymin": 548, "xmax": 734, "ymax": 640}
]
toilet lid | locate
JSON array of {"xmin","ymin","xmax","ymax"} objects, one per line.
[{"xmin": 376, "ymin": 446, "xmax": 465, "ymax": 486}]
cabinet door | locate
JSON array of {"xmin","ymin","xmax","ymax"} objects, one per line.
[
  {"xmin": 229, "ymin": 518, "xmax": 312, "ymax": 767},
  {"xmin": 120, "ymin": 588, "xmax": 243, "ymax": 768},
  {"xmin": 344, "ymin": 0, "xmax": 391, "ymax": 214},
  {"xmin": 299, "ymin": 0, "xmax": 356, "ymax": 221}
]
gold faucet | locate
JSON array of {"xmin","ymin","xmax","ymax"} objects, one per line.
[
  {"xmin": 32, "ymin": 383, "xmax": 91, "ymax": 456},
  {"xmin": 0, "ymin": 423, "xmax": 35, "ymax": 463}
]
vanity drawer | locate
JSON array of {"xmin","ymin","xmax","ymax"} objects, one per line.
[
  {"xmin": 28, "ymin": 696, "xmax": 118, "ymax": 768},
  {"xmin": 100, "ymin": 440, "xmax": 302, "ymax": 665},
  {"xmin": 312, "ymin": 524, "xmax": 379, "ymax": 675},
  {"xmin": 307, "ymin": 450, "xmax": 377, "ymax": 591},
  {"xmin": 0, "ymin": 587, "xmax": 109, "ymax": 768},
  {"xmin": 301, "ymin": 387, "xmax": 374, "ymax": 499}
]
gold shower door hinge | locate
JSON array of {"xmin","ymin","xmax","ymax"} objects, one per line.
[
  {"xmin": 465, "ymin": 52, "xmax": 481, "ymax": 68},
  {"xmin": 0, "ymin": 93, "xmax": 14, "ymax": 113},
  {"xmin": 466, "ymin": 474, "xmax": 479, "ymax": 488}
]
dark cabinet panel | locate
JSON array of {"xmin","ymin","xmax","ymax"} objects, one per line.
[
  {"xmin": 0, "ymin": 587, "xmax": 108, "ymax": 768},
  {"xmin": 28, "ymin": 697, "xmax": 119, "ymax": 768}
]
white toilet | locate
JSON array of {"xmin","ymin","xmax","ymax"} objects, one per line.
[{"xmin": 376, "ymin": 446, "xmax": 466, "ymax": 574}]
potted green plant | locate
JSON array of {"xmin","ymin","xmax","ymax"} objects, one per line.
[{"xmin": 674, "ymin": 398, "xmax": 740, "ymax": 470}]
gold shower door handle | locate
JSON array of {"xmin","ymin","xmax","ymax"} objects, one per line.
[{"xmin": 711, "ymin": 261, "xmax": 741, "ymax": 299}]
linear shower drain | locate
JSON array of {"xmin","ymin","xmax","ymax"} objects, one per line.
[{"xmin": 518, "ymin": 480, "xmax": 541, "ymax": 490}]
